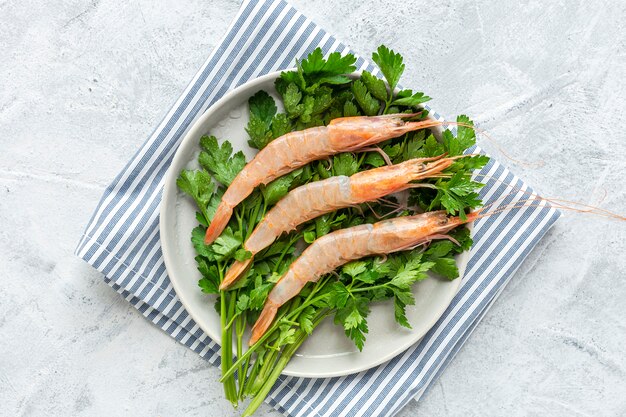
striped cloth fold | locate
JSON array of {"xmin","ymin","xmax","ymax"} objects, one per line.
[{"xmin": 75, "ymin": 0, "xmax": 560, "ymax": 415}]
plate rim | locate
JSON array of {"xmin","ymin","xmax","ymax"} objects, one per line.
[{"xmin": 160, "ymin": 70, "xmax": 469, "ymax": 377}]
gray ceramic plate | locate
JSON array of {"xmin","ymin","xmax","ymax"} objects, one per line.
[{"xmin": 160, "ymin": 71, "xmax": 470, "ymax": 378}]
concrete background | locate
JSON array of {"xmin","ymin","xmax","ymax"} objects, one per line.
[{"xmin": 1, "ymin": 0, "xmax": 625, "ymax": 415}]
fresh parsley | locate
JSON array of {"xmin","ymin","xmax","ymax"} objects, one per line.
[{"xmin": 177, "ymin": 45, "xmax": 487, "ymax": 415}]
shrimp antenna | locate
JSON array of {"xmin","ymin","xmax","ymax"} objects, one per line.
[
  {"xmin": 468, "ymin": 173, "xmax": 623, "ymax": 220},
  {"xmin": 470, "ymin": 190, "xmax": 625, "ymax": 222},
  {"xmin": 397, "ymin": 112, "xmax": 543, "ymax": 168},
  {"xmin": 447, "ymin": 122, "xmax": 543, "ymax": 169}
]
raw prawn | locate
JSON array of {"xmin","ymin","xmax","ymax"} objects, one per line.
[
  {"xmin": 204, "ymin": 114, "xmax": 444, "ymax": 244},
  {"xmin": 249, "ymin": 210, "xmax": 475, "ymax": 345},
  {"xmin": 220, "ymin": 154, "xmax": 466, "ymax": 290}
]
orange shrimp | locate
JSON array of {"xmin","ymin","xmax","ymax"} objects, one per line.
[
  {"xmin": 248, "ymin": 210, "xmax": 474, "ymax": 345},
  {"xmin": 248, "ymin": 191, "xmax": 626, "ymax": 345},
  {"xmin": 204, "ymin": 114, "xmax": 444, "ymax": 244},
  {"xmin": 220, "ymin": 154, "xmax": 465, "ymax": 290}
]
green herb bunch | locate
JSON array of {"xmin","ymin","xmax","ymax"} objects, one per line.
[{"xmin": 177, "ymin": 45, "xmax": 488, "ymax": 416}]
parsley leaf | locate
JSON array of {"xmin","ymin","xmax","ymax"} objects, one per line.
[
  {"xmin": 372, "ymin": 45, "xmax": 405, "ymax": 91},
  {"xmin": 456, "ymin": 114, "xmax": 476, "ymax": 150},
  {"xmin": 394, "ymin": 297, "xmax": 412, "ymax": 329},
  {"xmin": 236, "ymin": 294, "xmax": 250, "ymax": 313},
  {"xmin": 276, "ymin": 324, "xmax": 296, "ymax": 346},
  {"xmin": 245, "ymin": 90, "xmax": 282, "ymax": 149},
  {"xmin": 432, "ymin": 172, "xmax": 484, "ymax": 218},
  {"xmin": 460, "ymin": 154, "xmax": 490, "ymax": 171},
  {"xmin": 342, "ymin": 261, "xmax": 368, "ymax": 278},
  {"xmin": 424, "ymin": 235, "xmax": 466, "ymax": 279},
  {"xmin": 198, "ymin": 277, "xmax": 219, "ymax": 294},
  {"xmin": 360, "ymin": 71, "xmax": 388, "ymax": 102},
  {"xmin": 261, "ymin": 168, "xmax": 302, "ymax": 206},
  {"xmin": 283, "ymin": 83, "xmax": 303, "ymax": 118},
  {"xmin": 234, "ymin": 248, "xmax": 252, "ymax": 262},
  {"xmin": 332, "ymin": 153, "xmax": 359, "ymax": 176},
  {"xmin": 392, "ymin": 89, "xmax": 431, "ymax": 107},
  {"xmin": 391, "ymin": 285, "xmax": 416, "ymax": 306},
  {"xmin": 248, "ymin": 276, "xmax": 273, "ymax": 310},
  {"xmin": 431, "ymin": 257, "xmax": 459, "ymax": 279},
  {"xmin": 343, "ymin": 100, "xmax": 359, "ymax": 117},
  {"xmin": 198, "ymin": 135, "xmax": 246, "ymax": 186},
  {"xmin": 245, "ymin": 90, "xmax": 277, "ymax": 149},
  {"xmin": 443, "ymin": 115, "xmax": 476, "ymax": 156},
  {"xmin": 197, "ymin": 256, "xmax": 220, "ymax": 294},
  {"xmin": 352, "ymin": 80, "xmax": 380, "ymax": 116},
  {"xmin": 425, "ymin": 240, "xmax": 455, "ymax": 258},
  {"xmin": 311, "ymin": 86, "xmax": 333, "ymax": 115},
  {"xmin": 211, "ymin": 227, "xmax": 242, "ymax": 260},
  {"xmin": 298, "ymin": 95, "xmax": 315, "ymax": 124},
  {"xmin": 423, "ymin": 134, "xmax": 444, "ymax": 157},
  {"xmin": 314, "ymin": 213, "xmax": 347, "ymax": 238},
  {"xmin": 298, "ymin": 306, "xmax": 316, "ymax": 335},
  {"xmin": 246, "ymin": 118, "xmax": 273, "ymax": 150},
  {"xmin": 282, "ymin": 58, "xmax": 308, "ymax": 89},
  {"xmin": 334, "ymin": 296, "xmax": 370, "ymax": 351},
  {"xmin": 177, "ymin": 169, "xmax": 215, "ymax": 223},
  {"xmin": 344, "ymin": 322, "xmax": 368, "ymax": 351},
  {"xmin": 325, "ymin": 282, "xmax": 350, "ymax": 308},
  {"xmin": 450, "ymin": 227, "xmax": 473, "ymax": 253},
  {"xmin": 261, "ymin": 176, "xmax": 292, "ymax": 206},
  {"xmin": 341, "ymin": 297, "xmax": 370, "ymax": 329},
  {"xmin": 271, "ymin": 113, "xmax": 292, "ymax": 139},
  {"xmin": 353, "ymin": 270, "xmax": 378, "ymax": 284},
  {"xmin": 299, "ymin": 48, "xmax": 357, "ymax": 86},
  {"xmin": 363, "ymin": 152, "xmax": 386, "ymax": 167},
  {"xmin": 400, "ymin": 130, "xmax": 426, "ymax": 161},
  {"xmin": 191, "ymin": 226, "xmax": 216, "ymax": 259},
  {"xmin": 389, "ymin": 260, "xmax": 434, "ymax": 288},
  {"xmin": 248, "ymin": 90, "xmax": 277, "ymax": 125}
]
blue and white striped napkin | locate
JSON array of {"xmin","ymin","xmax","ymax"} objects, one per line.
[{"xmin": 76, "ymin": 0, "xmax": 560, "ymax": 415}]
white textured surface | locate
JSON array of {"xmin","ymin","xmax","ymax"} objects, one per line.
[{"xmin": 1, "ymin": 0, "xmax": 625, "ymax": 416}]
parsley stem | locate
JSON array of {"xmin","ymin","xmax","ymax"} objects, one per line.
[
  {"xmin": 351, "ymin": 283, "xmax": 389, "ymax": 293},
  {"xmin": 383, "ymin": 99, "xmax": 391, "ymax": 115},
  {"xmin": 240, "ymin": 352, "xmax": 252, "ymax": 398},
  {"xmin": 357, "ymin": 151, "xmax": 367, "ymax": 168},
  {"xmin": 284, "ymin": 295, "xmax": 326, "ymax": 320},
  {"xmin": 246, "ymin": 201, "xmax": 262, "ymax": 240},
  {"xmin": 220, "ymin": 291, "xmax": 238, "ymax": 405},
  {"xmin": 223, "ymin": 311, "xmax": 241, "ymax": 331},
  {"xmin": 280, "ymin": 277, "xmax": 330, "ymax": 322},
  {"xmin": 235, "ymin": 310, "xmax": 247, "ymax": 398},
  {"xmin": 222, "ymin": 289, "xmax": 318, "ymax": 383},
  {"xmin": 248, "ymin": 347, "xmax": 279, "ymax": 396},
  {"xmin": 242, "ymin": 337, "xmax": 304, "ymax": 417},
  {"xmin": 242, "ymin": 353, "xmax": 262, "ymax": 397},
  {"xmin": 272, "ymin": 234, "xmax": 301, "ymax": 274},
  {"xmin": 241, "ymin": 310, "xmax": 330, "ymax": 417},
  {"xmin": 220, "ymin": 317, "xmax": 284, "ymax": 382},
  {"xmin": 235, "ymin": 208, "xmax": 243, "ymax": 234}
]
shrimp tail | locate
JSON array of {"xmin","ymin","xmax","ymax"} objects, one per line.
[
  {"xmin": 249, "ymin": 299, "xmax": 279, "ymax": 346},
  {"xmin": 204, "ymin": 202, "xmax": 233, "ymax": 244},
  {"xmin": 219, "ymin": 257, "xmax": 254, "ymax": 290}
]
